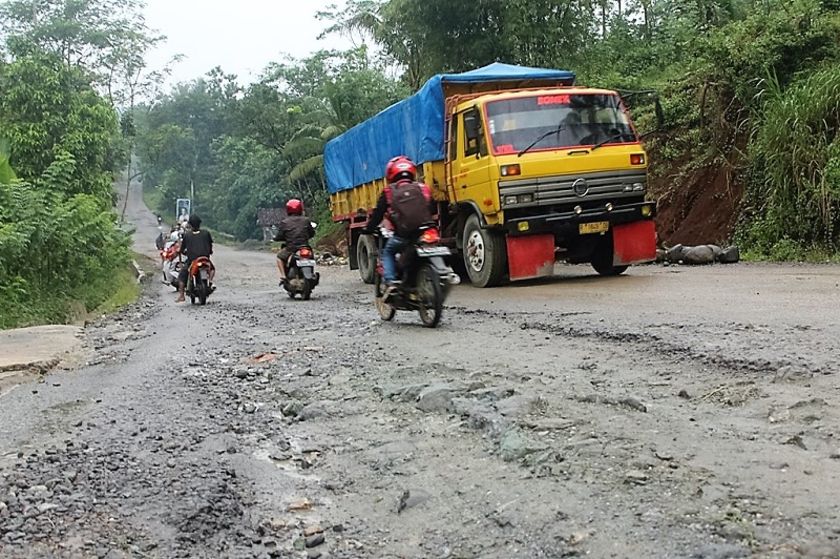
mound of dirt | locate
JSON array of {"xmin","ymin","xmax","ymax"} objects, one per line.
[
  {"xmin": 653, "ymin": 161, "xmax": 744, "ymax": 247},
  {"xmin": 316, "ymin": 225, "xmax": 348, "ymax": 257}
]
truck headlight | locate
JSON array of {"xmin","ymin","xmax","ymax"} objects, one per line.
[
  {"xmin": 505, "ymin": 195, "xmax": 518, "ymax": 206},
  {"xmin": 519, "ymin": 194, "xmax": 534, "ymax": 204}
]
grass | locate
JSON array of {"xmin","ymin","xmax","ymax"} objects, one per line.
[
  {"xmin": 741, "ymin": 246, "xmax": 840, "ymax": 264},
  {"xmin": 0, "ymin": 259, "xmax": 145, "ymax": 331},
  {"xmin": 92, "ymin": 266, "xmax": 141, "ymax": 316},
  {"xmin": 314, "ymin": 218, "xmax": 342, "ymax": 245},
  {"xmin": 740, "ymin": 235, "xmax": 840, "ymax": 263}
]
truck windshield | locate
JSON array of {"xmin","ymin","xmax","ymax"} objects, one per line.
[{"xmin": 486, "ymin": 93, "xmax": 636, "ymax": 155}]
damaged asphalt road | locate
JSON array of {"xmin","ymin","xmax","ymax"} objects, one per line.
[{"xmin": 2, "ymin": 188, "xmax": 840, "ymax": 558}]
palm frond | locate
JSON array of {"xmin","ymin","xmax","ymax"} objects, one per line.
[
  {"xmin": 321, "ymin": 125, "xmax": 346, "ymax": 141},
  {"xmin": 289, "ymin": 155, "xmax": 324, "ymax": 182},
  {"xmin": 283, "ymin": 136, "xmax": 325, "ymax": 157},
  {"xmin": 288, "ymin": 124, "xmax": 327, "ymax": 144}
]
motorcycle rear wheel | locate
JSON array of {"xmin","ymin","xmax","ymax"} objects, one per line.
[
  {"xmin": 417, "ymin": 264, "xmax": 443, "ymax": 328},
  {"xmin": 287, "ymin": 268, "xmax": 298, "ymax": 299},
  {"xmin": 374, "ymin": 274, "xmax": 395, "ymax": 321}
]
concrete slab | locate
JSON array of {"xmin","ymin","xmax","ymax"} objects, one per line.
[{"xmin": 0, "ymin": 326, "xmax": 85, "ymax": 394}]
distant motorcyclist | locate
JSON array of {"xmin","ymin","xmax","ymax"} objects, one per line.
[
  {"xmin": 362, "ymin": 156, "xmax": 435, "ymax": 295},
  {"xmin": 155, "ymin": 227, "xmax": 165, "ymax": 251},
  {"xmin": 176, "ymin": 214, "xmax": 214, "ymax": 303},
  {"xmin": 274, "ymin": 199, "xmax": 315, "ymax": 287}
]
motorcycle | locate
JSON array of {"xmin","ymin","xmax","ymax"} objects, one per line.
[
  {"xmin": 373, "ymin": 224, "xmax": 460, "ymax": 328},
  {"xmin": 283, "ymin": 245, "xmax": 320, "ymax": 300},
  {"xmin": 186, "ymin": 256, "xmax": 214, "ymax": 305},
  {"xmin": 160, "ymin": 238, "xmax": 183, "ymax": 290}
]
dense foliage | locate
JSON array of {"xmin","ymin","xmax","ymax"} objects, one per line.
[
  {"xmin": 8, "ymin": 0, "xmax": 838, "ymax": 326},
  {"xmin": 138, "ymin": 0, "xmax": 840, "ymax": 257},
  {"xmin": 0, "ymin": 0, "xmax": 154, "ymax": 328},
  {"xmin": 136, "ymin": 50, "xmax": 408, "ymax": 240}
]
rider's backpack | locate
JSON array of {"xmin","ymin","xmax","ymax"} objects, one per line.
[{"xmin": 389, "ymin": 181, "xmax": 432, "ymax": 238}]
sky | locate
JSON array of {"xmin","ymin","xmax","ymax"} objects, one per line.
[{"xmin": 143, "ymin": 0, "xmax": 354, "ymax": 86}]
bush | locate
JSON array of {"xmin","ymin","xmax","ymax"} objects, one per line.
[
  {"xmin": 0, "ymin": 168, "xmax": 131, "ymax": 329},
  {"xmin": 741, "ymin": 65, "xmax": 840, "ymax": 252}
]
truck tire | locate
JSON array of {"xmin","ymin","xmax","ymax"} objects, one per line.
[
  {"xmin": 591, "ymin": 233, "xmax": 628, "ymax": 276},
  {"xmin": 462, "ymin": 214, "xmax": 506, "ymax": 287},
  {"xmin": 356, "ymin": 234, "xmax": 377, "ymax": 284}
]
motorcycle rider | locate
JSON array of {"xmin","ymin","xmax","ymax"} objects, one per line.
[
  {"xmin": 176, "ymin": 214, "xmax": 214, "ymax": 303},
  {"xmin": 363, "ymin": 156, "xmax": 435, "ymax": 296},
  {"xmin": 161, "ymin": 227, "xmax": 182, "ymax": 283},
  {"xmin": 274, "ymin": 199, "xmax": 315, "ymax": 287}
]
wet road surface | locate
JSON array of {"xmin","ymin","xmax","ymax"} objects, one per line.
[{"xmin": 1, "ymin": 182, "xmax": 840, "ymax": 558}]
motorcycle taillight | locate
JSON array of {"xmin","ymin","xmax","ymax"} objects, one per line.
[
  {"xmin": 299, "ymin": 247, "xmax": 313, "ymax": 258},
  {"xmin": 419, "ymin": 228, "xmax": 440, "ymax": 244}
]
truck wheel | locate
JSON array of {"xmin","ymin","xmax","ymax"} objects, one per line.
[
  {"xmin": 591, "ymin": 234, "xmax": 628, "ymax": 276},
  {"xmin": 462, "ymin": 214, "xmax": 506, "ymax": 287},
  {"xmin": 356, "ymin": 234, "xmax": 377, "ymax": 284}
]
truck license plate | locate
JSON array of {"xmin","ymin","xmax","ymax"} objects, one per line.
[
  {"xmin": 416, "ymin": 247, "xmax": 451, "ymax": 257},
  {"xmin": 579, "ymin": 221, "xmax": 609, "ymax": 235}
]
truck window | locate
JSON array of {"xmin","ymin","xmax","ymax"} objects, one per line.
[
  {"xmin": 463, "ymin": 108, "xmax": 487, "ymax": 158},
  {"xmin": 449, "ymin": 114, "xmax": 459, "ymax": 161},
  {"xmin": 485, "ymin": 93, "xmax": 637, "ymax": 154}
]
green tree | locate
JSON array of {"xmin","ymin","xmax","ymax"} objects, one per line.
[
  {"xmin": 0, "ymin": 52, "xmax": 119, "ymax": 199},
  {"xmin": 0, "ymin": 0, "xmax": 162, "ymax": 86},
  {"xmin": 136, "ymin": 48, "xmax": 406, "ymax": 240}
]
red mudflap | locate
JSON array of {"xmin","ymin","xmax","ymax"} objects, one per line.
[
  {"xmin": 613, "ymin": 220, "xmax": 657, "ymax": 266},
  {"xmin": 507, "ymin": 234, "xmax": 555, "ymax": 281}
]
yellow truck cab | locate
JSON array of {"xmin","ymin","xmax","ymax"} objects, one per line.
[{"xmin": 325, "ymin": 63, "xmax": 656, "ymax": 287}]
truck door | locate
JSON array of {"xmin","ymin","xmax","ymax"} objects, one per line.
[{"xmin": 451, "ymin": 107, "xmax": 494, "ymax": 217}]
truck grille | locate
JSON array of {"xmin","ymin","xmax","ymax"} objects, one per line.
[{"xmin": 499, "ymin": 169, "xmax": 647, "ymax": 209}]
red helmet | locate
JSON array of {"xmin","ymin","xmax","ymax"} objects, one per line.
[
  {"xmin": 286, "ymin": 199, "xmax": 303, "ymax": 216},
  {"xmin": 385, "ymin": 156, "xmax": 417, "ymax": 183}
]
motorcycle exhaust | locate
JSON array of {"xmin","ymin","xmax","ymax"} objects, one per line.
[{"xmin": 447, "ymin": 273, "xmax": 461, "ymax": 285}]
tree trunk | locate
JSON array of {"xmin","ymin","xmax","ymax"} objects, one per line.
[
  {"xmin": 121, "ymin": 148, "xmax": 133, "ymax": 224},
  {"xmin": 602, "ymin": 0, "xmax": 608, "ymax": 37}
]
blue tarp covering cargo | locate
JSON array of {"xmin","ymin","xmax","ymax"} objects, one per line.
[{"xmin": 323, "ymin": 63, "xmax": 576, "ymax": 194}]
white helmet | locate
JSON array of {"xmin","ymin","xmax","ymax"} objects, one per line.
[{"xmin": 170, "ymin": 231, "xmax": 180, "ymax": 242}]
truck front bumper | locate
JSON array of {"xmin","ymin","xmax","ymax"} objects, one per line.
[{"xmin": 503, "ymin": 201, "xmax": 657, "ymax": 236}]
